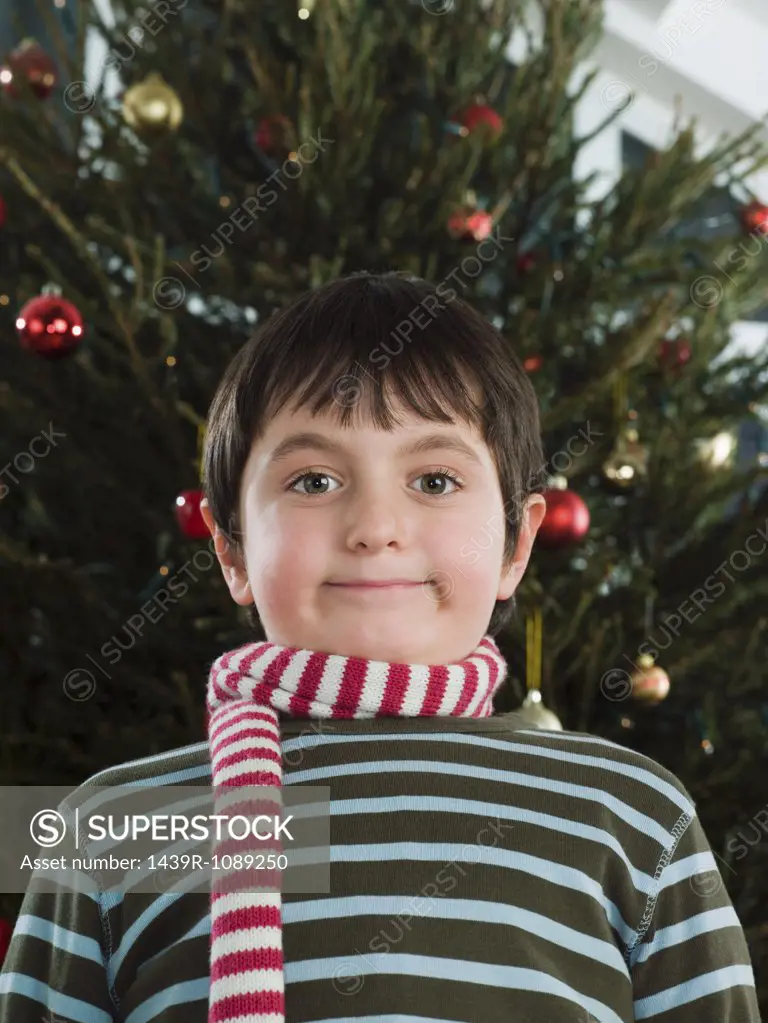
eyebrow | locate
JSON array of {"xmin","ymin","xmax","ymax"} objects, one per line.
[{"xmin": 267, "ymin": 431, "xmax": 483, "ymax": 467}]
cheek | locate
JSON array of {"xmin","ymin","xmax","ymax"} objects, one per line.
[
  {"xmin": 245, "ymin": 507, "xmax": 328, "ymax": 591},
  {"xmin": 427, "ymin": 503, "xmax": 507, "ymax": 589}
]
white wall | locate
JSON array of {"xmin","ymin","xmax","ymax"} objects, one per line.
[{"xmin": 575, "ymin": 0, "xmax": 768, "ymax": 360}]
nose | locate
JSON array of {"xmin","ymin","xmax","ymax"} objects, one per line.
[{"xmin": 343, "ymin": 483, "xmax": 410, "ymax": 552}]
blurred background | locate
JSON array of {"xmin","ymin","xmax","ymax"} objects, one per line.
[{"xmin": 0, "ymin": 0, "xmax": 767, "ymax": 1006}]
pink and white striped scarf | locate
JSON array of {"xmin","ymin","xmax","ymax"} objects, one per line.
[{"xmin": 205, "ymin": 633, "xmax": 507, "ymax": 1022}]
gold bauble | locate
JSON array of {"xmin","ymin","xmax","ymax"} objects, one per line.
[
  {"xmin": 603, "ymin": 427, "xmax": 649, "ymax": 488},
  {"xmin": 630, "ymin": 654, "xmax": 670, "ymax": 704},
  {"xmin": 122, "ymin": 72, "xmax": 183, "ymax": 133},
  {"xmin": 516, "ymin": 691, "xmax": 563, "ymax": 731}
]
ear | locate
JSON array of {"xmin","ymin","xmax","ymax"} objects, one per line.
[
  {"xmin": 200, "ymin": 498, "xmax": 253, "ymax": 606},
  {"xmin": 497, "ymin": 494, "xmax": 547, "ymax": 601}
]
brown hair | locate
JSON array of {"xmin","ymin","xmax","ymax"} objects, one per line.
[{"xmin": 203, "ymin": 270, "xmax": 545, "ymax": 637}]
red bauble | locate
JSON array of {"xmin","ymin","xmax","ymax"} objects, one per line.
[
  {"xmin": 517, "ymin": 250, "xmax": 537, "ymax": 274},
  {"xmin": 742, "ymin": 200, "xmax": 768, "ymax": 235},
  {"xmin": 447, "ymin": 209, "xmax": 493, "ymax": 242},
  {"xmin": 537, "ymin": 488, "xmax": 590, "ymax": 549},
  {"xmin": 16, "ymin": 294, "xmax": 85, "ymax": 358},
  {"xmin": 0, "ymin": 917, "xmax": 11, "ymax": 967},
  {"xmin": 457, "ymin": 103, "xmax": 503, "ymax": 138},
  {"xmin": 659, "ymin": 336, "xmax": 692, "ymax": 372},
  {"xmin": 1, "ymin": 39, "xmax": 57, "ymax": 99},
  {"xmin": 175, "ymin": 489, "xmax": 210, "ymax": 539},
  {"xmin": 254, "ymin": 114, "xmax": 291, "ymax": 153},
  {"xmin": 523, "ymin": 355, "xmax": 543, "ymax": 373}
]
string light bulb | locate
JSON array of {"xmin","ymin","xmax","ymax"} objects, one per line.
[{"xmin": 696, "ymin": 430, "xmax": 737, "ymax": 469}]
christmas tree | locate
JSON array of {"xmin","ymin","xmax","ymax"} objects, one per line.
[{"xmin": 1, "ymin": 0, "xmax": 767, "ymax": 1001}]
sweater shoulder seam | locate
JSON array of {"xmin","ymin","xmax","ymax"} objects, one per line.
[{"xmin": 625, "ymin": 808, "xmax": 694, "ymax": 966}]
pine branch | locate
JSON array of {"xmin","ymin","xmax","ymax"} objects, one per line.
[
  {"xmin": 1, "ymin": 154, "xmax": 155, "ymax": 394},
  {"xmin": 541, "ymin": 290, "xmax": 678, "ymax": 430}
]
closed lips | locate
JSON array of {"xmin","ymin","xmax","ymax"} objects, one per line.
[{"xmin": 328, "ymin": 580, "xmax": 421, "ymax": 587}]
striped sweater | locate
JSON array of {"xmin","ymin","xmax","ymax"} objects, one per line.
[{"xmin": 0, "ymin": 711, "xmax": 760, "ymax": 1023}]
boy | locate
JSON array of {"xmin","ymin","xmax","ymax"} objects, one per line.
[{"xmin": 0, "ymin": 271, "xmax": 759, "ymax": 1023}]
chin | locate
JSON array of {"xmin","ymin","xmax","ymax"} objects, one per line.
[
  {"xmin": 326, "ymin": 627, "xmax": 431, "ymax": 664},
  {"xmin": 313, "ymin": 622, "xmax": 392, "ymax": 657}
]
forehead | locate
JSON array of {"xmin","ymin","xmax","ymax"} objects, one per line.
[
  {"xmin": 273, "ymin": 368, "xmax": 485, "ymax": 429},
  {"xmin": 265, "ymin": 388, "xmax": 484, "ymax": 443}
]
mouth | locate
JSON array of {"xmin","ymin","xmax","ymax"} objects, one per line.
[{"xmin": 326, "ymin": 580, "xmax": 423, "ymax": 590}]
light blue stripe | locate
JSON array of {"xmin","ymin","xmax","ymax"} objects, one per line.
[
  {"xmin": 68, "ymin": 764, "xmax": 212, "ymax": 820},
  {"xmin": 109, "ymin": 892, "xmax": 189, "ymax": 979},
  {"xmin": 86, "ymin": 791, "xmax": 212, "ymax": 859},
  {"xmin": 10, "ymin": 867, "xmax": 101, "ymax": 901},
  {"xmin": 509, "ymin": 728, "xmax": 692, "ymax": 782},
  {"xmin": 657, "ymin": 851, "xmax": 716, "ymax": 890},
  {"xmin": 103, "ymin": 850, "xmax": 221, "ymax": 929},
  {"xmin": 126, "ymin": 894, "xmax": 631, "ymax": 985},
  {"xmin": 103, "ymin": 850, "xmax": 210, "ymax": 903},
  {"xmin": 123, "ymin": 978, "xmax": 210, "ymax": 1023},
  {"xmin": 285, "ymin": 758, "xmax": 671, "ymax": 847},
  {"xmin": 285, "ymin": 953, "xmax": 625, "ymax": 1023},
  {"xmin": 329, "ymin": 836, "xmax": 655, "ymax": 897},
  {"xmin": 282, "ymin": 895, "xmax": 629, "ymax": 976},
  {"xmin": 85, "ymin": 744, "xmax": 208, "ymax": 785},
  {"xmin": 513, "ymin": 728, "xmax": 622, "ymax": 746},
  {"xmin": 0, "ymin": 973, "xmax": 113, "ymax": 1023},
  {"xmin": 325, "ymin": 842, "xmax": 636, "ymax": 946},
  {"xmin": 136, "ymin": 914, "xmax": 210, "ymax": 977},
  {"xmin": 325, "ymin": 792, "xmax": 660, "ymax": 887},
  {"xmin": 10, "ymin": 914, "xmax": 105, "ymax": 965},
  {"xmin": 294, "ymin": 1017, "xmax": 473, "ymax": 1023},
  {"xmin": 632, "ymin": 907, "xmax": 742, "ymax": 965},
  {"xmin": 634, "ymin": 964, "xmax": 756, "ymax": 1018},
  {"xmin": 281, "ymin": 731, "xmax": 694, "ymax": 816}
]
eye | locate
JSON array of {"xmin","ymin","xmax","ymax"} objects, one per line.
[
  {"xmin": 411, "ymin": 469, "xmax": 465, "ymax": 497},
  {"xmin": 286, "ymin": 471, "xmax": 341, "ymax": 496},
  {"xmin": 285, "ymin": 468, "xmax": 465, "ymax": 497}
]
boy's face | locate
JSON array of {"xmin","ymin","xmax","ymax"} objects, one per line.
[{"xmin": 203, "ymin": 392, "xmax": 545, "ymax": 665}]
